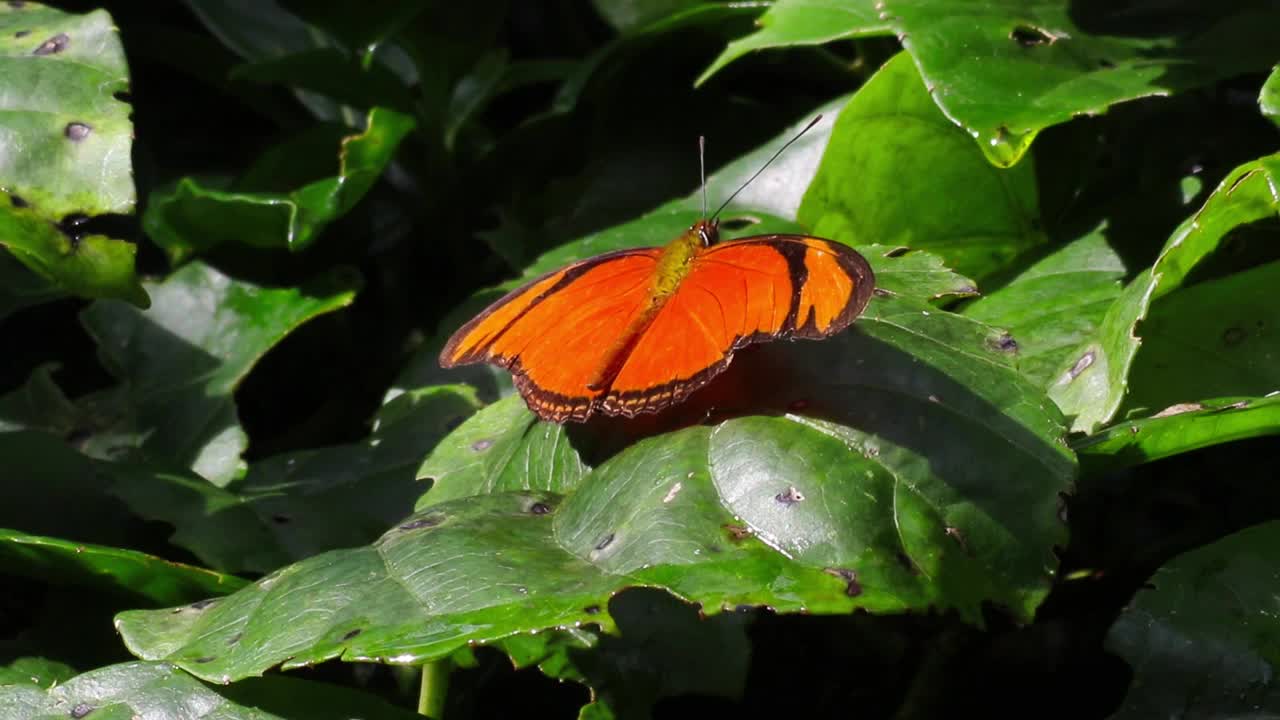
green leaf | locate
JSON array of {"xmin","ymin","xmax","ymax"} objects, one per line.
[
  {"xmin": 416, "ymin": 395, "xmax": 589, "ymax": 509},
  {"xmin": 1075, "ymin": 395, "xmax": 1280, "ymax": 473},
  {"xmin": 1048, "ymin": 154, "xmax": 1280, "ymax": 433},
  {"xmin": 964, "ymin": 225, "xmax": 1126, "ymax": 386},
  {"xmin": 143, "ymin": 106, "xmax": 415, "ymax": 261},
  {"xmin": 506, "ymin": 588, "xmax": 750, "ymax": 719},
  {"xmin": 0, "ymin": 528, "xmax": 245, "ymax": 607},
  {"xmin": 0, "ymin": 202, "xmax": 147, "ymax": 306},
  {"xmin": 1106, "ymin": 521, "xmax": 1280, "ymax": 718},
  {"xmin": 1123, "ymin": 261, "xmax": 1280, "ymax": 414},
  {"xmin": 0, "ymin": 253, "xmax": 63, "ymax": 322},
  {"xmin": 79, "ymin": 261, "xmax": 358, "ymax": 484},
  {"xmin": 107, "ymin": 384, "xmax": 483, "ymax": 574},
  {"xmin": 0, "ymin": 4, "xmax": 134, "ymax": 216},
  {"xmin": 1261, "ymin": 64, "xmax": 1280, "ymax": 128},
  {"xmin": 0, "ymin": 4, "xmax": 146, "ymax": 306},
  {"xmin": 699, "ymin": 1, "xmax": 1280, "ymax": 166},
  {"xmin": 665, "ymin": 96, "xmax": 849, "ymax": 222},
  {"xmin": 118, "ymin": 286, "xmax": 1072, "ymax": 682},
  {"xmin": 0, "ymin": 658, "xmax": 75, "ymax": 690},
  {"xmin": 0, "ymin": 661, "xmax": 425, "ymax": 720},
  {"xmin": 0, "ymin": 432, "xmax": 139, "ymax": 547},
  {"xmin": 798, "ymin": 53, "xmax": 1044, "ymax": 281}
]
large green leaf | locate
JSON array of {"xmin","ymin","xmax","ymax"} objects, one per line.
[
  {"xmin": 0, "ymin": 661, "xmax": 423, "ymax": 720},
  {"xmin": 1049, "ymin": 154, "xmax": 1280, "ymax": 433},
  {"xmin": 1075, "ymin": 395, "xmax": 1280, "ymax": 473},
  {"xmin": 106, "ymin": 384, "xmax": 483, "ymax": 575},
  {"xmin": 0, "ymin": 4, "xmax": 133, "ymax": 216},
  {"xmin": 77, "ymin": 261, "xmax": 358, "ymax": 484},
  {"xmin": 798, "ymin": 53, "xmax": 1044, "ymax": 281},
  {"xmin": 1106, "ymin": 521, "xmax": 1280, "ymax": 718},
  {"xmin": 0, "ymin": 4, "xmax": 146, "ymax": 306},
  {"xmin": 1122, "ymin": 261, "xmax": 1280, "ymax": 415},
  {"xmin": 699, "ymin": 0, "xmax": 1280, "ymax": 166},
  {"xmin": 964, "ymin": 225, "xmax": 1125, "ymax": 387},
  {"xmin": 117, "ymin": 285, "xmax": 1072, "ymax": 683},
  {"xmin": 0, "ymin": 529, "xmax": 245, "ymax": 606},
  {"xmin": 144, "ymin": 106, "xmax": 414, "ymax": 261}
]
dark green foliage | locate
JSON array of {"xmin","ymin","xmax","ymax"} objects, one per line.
[{"xmin": 2, "ymin": 1, "xmax": 1278, "ymax": 718}]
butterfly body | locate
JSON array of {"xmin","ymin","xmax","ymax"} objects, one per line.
[{"xmin": 441, "ymin": 219, "xmax": 874, "ymax": 423}]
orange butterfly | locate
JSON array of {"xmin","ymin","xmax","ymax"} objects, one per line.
[{"xmin": 440, "ymin": 121, "xmax": 875, "ymax": 423}]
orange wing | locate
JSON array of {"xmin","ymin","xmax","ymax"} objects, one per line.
[
  {"xmin": 601, "ymin": 236, "xmax": 874, "ymax": 417},
  {"xmin": 440, "ymin": 248, "xmax": 662, "ymax": 422}
]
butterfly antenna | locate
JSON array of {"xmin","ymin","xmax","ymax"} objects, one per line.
[
  {"xmin": 699, "ymin": 135, "xmax": 708, "ymax": 219},
  {"xmin": 711, "ymin": 114, "xmax": 823, "ymax": 222}
]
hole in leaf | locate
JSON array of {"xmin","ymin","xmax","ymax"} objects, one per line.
[
  {"xmin": 529, "ymin": 502, "xmax": 551, "ymax": 515},
  {"xmin": 70, "ymin": 703, "xmax": 93, "ymax": 719},
  {"xmin": 471, "ymin": 438, "xmax": 494, "ymax": 452},
  {"xmin": 341, "ymin": 628, "xmax": 363, "ymax": 641},
  {"xmin": 1222, "ymin": 327, "xmax": 1246, "ymax": 346},
  {"xmin": 1098, "ymin": 58, "xmax": 1116, "ymax": 69},
  {"xmin": 583, "ymin": 605, "xmax": 601, "ymax": 615},
  {"xmin": 14, "ymin": 29, "xmax": 30, "ymax": 38},
  {"xmin": 227, "ymin": 633, "xmax": 242, "ymax": 645},
  {"xmin": 1010, "ymin": 24, "xmax": 1054, "ymax": 46},
  {"xmin": 594, "ymin": 533, "xmax": 615, "ymax": 551},
  {"xmin": 9, "ymin": 193, "xmax": 27, "ymax": 208}
]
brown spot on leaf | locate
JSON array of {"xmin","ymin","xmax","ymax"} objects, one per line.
[
  {"xmin": 399, "ymin": 514, "xmax": 443, "ymax": 531},
  {"xmin": 724, "ymin": 524, "xmax": 751, "ymax": 542},
  {"xmin": 824, "ymin": 567, "xmax": 863, "ymax": 597},
  {"xmin": 33, "ymin": 32, "xmax": 69, "ymax": 55},
  {"xmin": 990, "ymin": 333, "xmax": 1019, "ymax": 353},
  {"xmin": 775, "ymin": 486, "xmax": 805, "ymax": 505},
  {"xmin": 65, "ymin": 122, "xmax": 91, "ymax": 141},
  {"xmin": 1152, "ymin": 402, "xmax": 1204, "ymax": 418},
  {"xmin": 1066, "ymin": 351, "xmax": 1094, "ymax": 380}
]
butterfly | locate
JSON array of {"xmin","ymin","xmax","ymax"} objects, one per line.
[{"xmin": 440, "ymin": 118, "xmax": 875, "ymax": 423}]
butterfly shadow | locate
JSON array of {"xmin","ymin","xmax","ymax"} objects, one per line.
[{"xmin": 567, "ymin": 325, "xmax": 1071, "ymax": 562}]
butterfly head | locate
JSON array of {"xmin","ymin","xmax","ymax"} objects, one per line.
[{"xmin": 692, "ymin": 218, "xmax": 720, "ymax": 247}]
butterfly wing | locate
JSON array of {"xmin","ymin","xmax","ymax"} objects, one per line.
[
  {"xmin": 440, "ymin": 248, "xmax": 662, "ymax": 422},
  {"xmin": 601, "ymin": 235, "xmax": 874, "ymax": 416}
]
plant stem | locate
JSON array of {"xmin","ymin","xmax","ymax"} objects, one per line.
[{"xmin": 418, "ymin": 660, "xmax": 452, "ymax": 718}]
